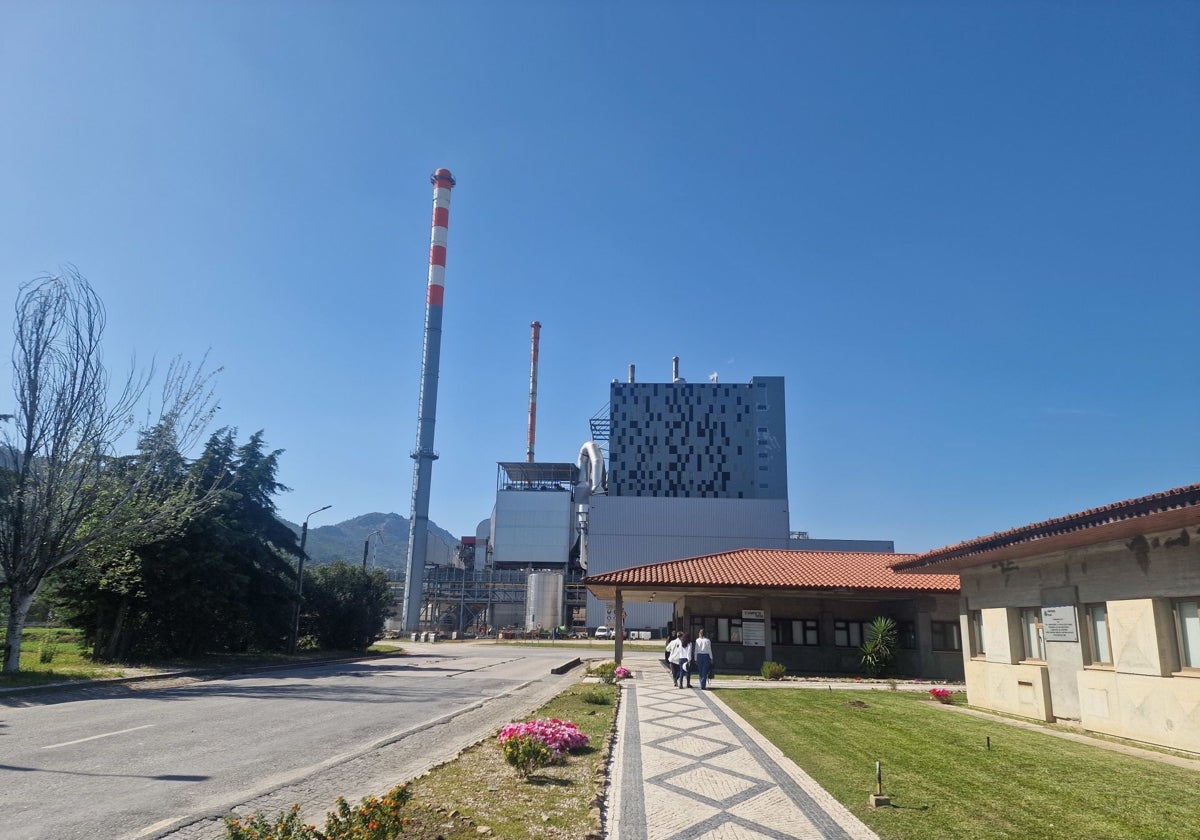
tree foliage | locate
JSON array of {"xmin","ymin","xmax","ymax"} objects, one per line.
[
  {"xmin": 861, "ymin": 615, "xmax": 899, "ymax": 677},
  {"xmin": 53, "ymin": 430, "xmax": 301, "ymax": 660},
  {"xmin": 303, "ymin": 561, "xmax": 391, "ymax": 652},
  {"xmin": 1, "ymin": 269, "xmax": 220, "ymax": 671}
]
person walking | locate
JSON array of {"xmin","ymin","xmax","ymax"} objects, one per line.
[
  {"xmin": 665, "ymin": 631, "xmax": 683, "ymax": 686},
  {"xmin": 671, "ymin": 632, "xmax": 695, "ymax": 688},
  {"xmin": 693, "ymin": 628, "xmax": 713, "ymax": 690}
]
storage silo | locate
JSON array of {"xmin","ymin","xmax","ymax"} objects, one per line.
[{"xmin": 526, "ymin": 571, "xmax": 564, "ymax": 632}]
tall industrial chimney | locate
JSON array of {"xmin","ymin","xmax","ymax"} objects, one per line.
[
  {"xmin": 672, "ymin": 356, "xmax": 680, "ymax": 382},
  {"xmin": 527, "ymin": 321, "xmax": 541, "ymax": 463},
  {"xmin": 402, "ymin": 168, "xmax": 455, "ymax": 631}
]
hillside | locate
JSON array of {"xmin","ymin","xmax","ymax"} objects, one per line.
[{"xmin": 282, "ymin": 513, "xmax": 459, "ymax": 571}]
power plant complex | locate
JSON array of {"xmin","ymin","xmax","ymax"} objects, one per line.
[{"xmin": 396, "ymin": 171, "xmax": 890, "ymax": 637}]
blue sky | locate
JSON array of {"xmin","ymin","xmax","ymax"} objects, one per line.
[{"xmin": 2, "ymin": 2, "xmax": 1197, "ymax": 553}]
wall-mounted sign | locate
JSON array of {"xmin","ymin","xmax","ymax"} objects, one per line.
[
  {"xmin": 1041, "ymin": 605, "xmax": 1079, "ymax": 643},
  {"xmin": 742, "ymin": 620, "xmax": 765, "ymax": 647},
  {"xmin": 742, "ymin": 609, "xmax": 765, "ymax": 621}
]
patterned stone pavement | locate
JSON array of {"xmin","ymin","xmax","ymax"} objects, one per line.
[{"xmin": 607, "ymin": 656, "xmax": 879, "ymax": 840}]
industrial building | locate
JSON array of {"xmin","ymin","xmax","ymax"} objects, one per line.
[
  {"xmin": 581, "ymin": 362, "xmax": 794, "ymax": 631},
  {"xmin": 393, "ymin": 173, "xmax": 895, "ymax": 644}
]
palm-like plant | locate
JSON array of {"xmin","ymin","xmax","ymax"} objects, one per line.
[{"xmin": 861, "ymin": 616, "xmax": 898, "ymax": 676}]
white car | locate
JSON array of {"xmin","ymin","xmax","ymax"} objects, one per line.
[{"xmin": 594, "ymin": 626, "xmax": 614, "ymax": 639}]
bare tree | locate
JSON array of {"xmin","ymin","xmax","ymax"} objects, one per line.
[{"xmin": 0, "ymin": 269, "xmax": 221, "ymax": 672}]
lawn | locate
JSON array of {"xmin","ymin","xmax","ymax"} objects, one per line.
[
  {"xmin": 720, "ymin": 688, "xmax": 1198, "ymax": 840},
  {"xmin": 0, "ymin": 627, "xmax": 406, "ymax": 689},
  {"xmin": 0, "ymin": 627, "xmax": 127, "ymax": 686},
  {"xmin": 384, "ymin": 680, "xmax": 618, "ymax": 839}
]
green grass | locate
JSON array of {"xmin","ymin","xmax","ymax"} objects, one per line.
[
  {"xmin": 0, "ymin": 628, "xmax": 406, "ymax": 690},
  {"xmin": 402, "ymin": 681, "xmax": 619, "ymax": 838},
  {"xmin": 0, "ymin": 627, "xmax": 125, "ymax": 686},
  {"xmin": 720, "ymin": 689, "xmax": 1198, "ymax": 840}
]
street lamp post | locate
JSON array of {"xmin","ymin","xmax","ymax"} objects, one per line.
[
  {"xmin": 363, "ymin": 528, "xmax": 383, "ymax": 571},
  {"xmin": 290, "ymin": 504, "xmax": 331, "ymax": 654}
]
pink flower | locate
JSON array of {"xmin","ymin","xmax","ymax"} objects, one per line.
[{"xmin": 497, "ymin": 718, "xmax": 589, "ymax": 754}]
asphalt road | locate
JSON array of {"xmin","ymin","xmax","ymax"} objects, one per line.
[{"xmin": 0, "ymin": 642, "xmax": 584, "ymax": 840}]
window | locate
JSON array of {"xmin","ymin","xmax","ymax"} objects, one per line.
[
  {"xmin": 969, "ymin": 610, "xmax": 986, "ymax": 657},
  {"xmin": 1175, "ymin": 599, "xmax": 1200, "ymax": 669},
  {"xmin": 834, "ymin": 620, "xmax": 864, "ymax": 648},
  {"xmin": 1084, "ymin": 603, "xmax": 1112, "ymax": 666},
  {"xmin": 795, "ymin": 619, "xmax": 819, "ymax": 646},
  {"xmin": 771, "ymin": 619, "xmax": 791, "ymax": 645},
  {"xmin": 774, "ymin": 619, "xmax": 818, "ymax": 646},
  {"xmin": 898, "ymin": 621, "xmax": 917, "ymax": 649},
  {"xmin": 1021, "ymin": 607, "xmax": 1045, "ymax": 661},
  {"xmin": 931, "ymin": 621, "xmax": 962, "ymax": 652}
]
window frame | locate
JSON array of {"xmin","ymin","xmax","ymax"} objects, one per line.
[
  {"xmin": 1083, "ymin": 602, "xmax": 1113, "ymax": 667},
  {"xmin": 931, "ymin": 620, "xmax": 962, "ymax": 652},
  {"xmin": 833, "ymin": 619, "xmax": 865, "ymax": 648},
  {"xmin": 968, "ymin": 610, "xmax": 986, "ymax": 658},
  {"xmin": 1020, "ymin": 607, "xmax": 1046, "ymax": 662},
  {"xmin": 1174, "ymin": 598, "xmax": 1200, "ymax": 671}
]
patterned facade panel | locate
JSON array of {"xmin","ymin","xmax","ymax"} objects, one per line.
[{"xmin": 608, "ymin": 376, "xmax": 787, "ymax": 500}]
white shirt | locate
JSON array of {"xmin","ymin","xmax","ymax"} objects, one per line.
[
  {"xmin": 694, "ymin": 636, "xmax": 712, "ymax": 656},
  {"xmin": 669, "ymin": 640, "xmax": 693, "ymax": 664}
]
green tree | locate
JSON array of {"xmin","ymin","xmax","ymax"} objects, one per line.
[
  {"xmin": 304, "ymin": 561, "xmax": 392, "ymax": 652},
  {"xmin": 861, "ymin": 616, "xmax": 898, "ymax": 677},
  {"xmin": 0, "ymin": 270, "xmax": 220, "ymax": 672},
  {"xmin": 53, "ymin": 429, "xmax": 300, "ymax": 660}
]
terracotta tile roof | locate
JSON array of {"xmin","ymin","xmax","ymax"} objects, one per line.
[
  {"xmin": 582, "ymin": 549, "xmax": 959, "ymax": 593},
  {"xmin": 893, "ymin": 482, "xmax": 1200, "ymax": 573}
]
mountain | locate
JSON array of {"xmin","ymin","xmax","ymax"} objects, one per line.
[{"xmin": 282, "ymin": 513, "xmax": 460, "ymax": 572}]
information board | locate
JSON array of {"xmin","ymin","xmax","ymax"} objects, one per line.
[
  {"xmin": 741, "ymin": 620, "xmax": 765, "ymax": 647},
  {"xmin": 1041, "ymin": 605, "xmax": 1079, "ymax": 643}
]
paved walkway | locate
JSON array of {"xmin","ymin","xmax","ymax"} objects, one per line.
[{"xmin": 607, "ymin": 652, "xmax": 879, "ymax": 840}]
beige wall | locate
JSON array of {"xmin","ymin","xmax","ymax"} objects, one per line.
[
  {"xmin": 958, "ymin": 525, "xmax": 1200, "ymax": 753},
  {"xmin": 964, "ymin": 658, "xmax": 1053, "ymax": 721}
]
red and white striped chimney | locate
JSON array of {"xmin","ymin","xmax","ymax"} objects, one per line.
[{"xmin": 403, "ymin": 167, "xmax": 456, "ymax": 632}]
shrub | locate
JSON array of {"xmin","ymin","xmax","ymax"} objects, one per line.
[
  {"xmin": 761, "ymin": 661, "xmax": 786, "ymax": 680},
  {"xmin": 929, "ymin": 687, "xmax": 954, "ymax": 704},
  {"xmin": 37, "ymin": 636, "xmax": 59, "ymax": 664},
  {"xmin": 860, "ymin": 616, "xmax": 898, "ymax": 677},
  {"xmin": 614, "ymin": 666, "xmax": 631, "ymax": 680},
  {"xmin": 587, "ymin": 661, "xmax": 618, "ymax": 684},
  {"xmin": 223, "ymin": 784, "xmax": 410, "ymax": 840},
  {"xmin": 497, "ymin": 717, "xmax": 589, "ymax": 777},
  {"xmin": 499, "ymin": 733, "xmax": 555, "ymax": 777},
  {"xmin": 580, "ymin": 688, "xmax": 613, "ymax": 705}
]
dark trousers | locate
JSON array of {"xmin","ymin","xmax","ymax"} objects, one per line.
[
  {"xmin": 696, "ymin": 653, "xmax": 712, "ymax": 689},
  {"xmin": 670, "ymin": 661, "xmax": 682, "ymax": 685}
]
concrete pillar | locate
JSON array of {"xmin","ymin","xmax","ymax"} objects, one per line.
[
  {"xmin": 762, "ymin": 596, "xmax": 773, "ymax": 663},
  {"xmin": 614, "ymin": 589, "xmax": 624, "ymax": 665}
]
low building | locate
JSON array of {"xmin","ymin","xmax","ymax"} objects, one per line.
[
  {"xmin": 583, "ymin": 549, "xmax": 962, "ymax": 679},
  {"xmin": 892, "ymin": 483, "xmax": 1200, "ymax": 754}
]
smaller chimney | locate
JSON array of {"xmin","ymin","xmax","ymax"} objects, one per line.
[
  {"xmin": 628, "ymin": 363, "xmax": 636, "ymax": 383},
  {"xmin": 527, "ymin": 321, "xmax": 541, "ymax": 463},
  {"xmin": 672, "ymin": 356, "xmax": 681, "ymax": 383}
]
